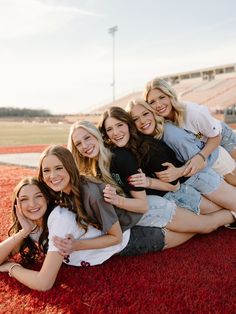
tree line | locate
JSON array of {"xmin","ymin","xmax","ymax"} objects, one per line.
[{"xmin": 0, "ymin": 107, "xmax": 52, "ymax": 117}]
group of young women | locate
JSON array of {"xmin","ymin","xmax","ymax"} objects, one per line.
[{"xmin": 0, "ymin": 78, "xmax": 235, "ymax": 291}]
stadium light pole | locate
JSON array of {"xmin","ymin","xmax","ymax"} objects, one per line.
[{"xmin": 108, "ymin": 25, "xmax": 118, "ymax": 103}]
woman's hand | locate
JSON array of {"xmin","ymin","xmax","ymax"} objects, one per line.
[
  {"xmin": 103, "ymin": 184, "xmax": 120, "ymax": 207},
  {"xmin": 15, "ymin": 198, "xmax": 37, "ymax": 235},
  {"xmin": 128, "ymin": 169, "xmax": 150, "ymax": 187},
  {"xmin": 53, "ymin": 234, "xmax": 75, "ymax": 256},
  {"xmin": 183, "ymin": 155, "xmax": 206, "ymax": 177},
  {"xmin": 156, "ymin": 162, "xmax": 182, "ymax": 182}
]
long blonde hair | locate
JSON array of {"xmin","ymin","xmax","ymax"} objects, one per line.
[
  {"xmin": 67, "ymin": 120, "xmax": 123, "ymax": 194},
  {"xmin": 126, "ymin": 98, "xmax": 165, "ymax": 140},
  {"xmin": 143, "ymin": 78, "xmax": 185, "ymax": 126}
]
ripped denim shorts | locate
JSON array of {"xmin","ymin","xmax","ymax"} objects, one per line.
[{"xmin": 137, "ymin": 195, "xmax": 176, "ymax": 228}]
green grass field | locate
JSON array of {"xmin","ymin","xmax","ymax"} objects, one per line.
[{"xmin": 0, "ymin": 121, "xmax": 71, "ymax": 146}]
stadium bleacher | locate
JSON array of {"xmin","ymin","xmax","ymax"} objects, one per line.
[{"xmin": 90, "ymin": 64, "xmax": 236, "ymax": 123}]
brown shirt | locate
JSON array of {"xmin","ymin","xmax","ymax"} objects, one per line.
[{"xmin": 79, "ymin": 177, "xmax": 142, "ymax": 232}]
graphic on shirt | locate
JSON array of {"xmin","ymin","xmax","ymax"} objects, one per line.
[
  {"xmin": 195, "ymin": 132, "xmax": 203, "ymax": 139},
  {"xmin": 112, "ymin": 173, "xmax": 124, "ymax": 187}
]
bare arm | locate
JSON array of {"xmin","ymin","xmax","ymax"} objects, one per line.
[
  {"xmin": 0, "ymin": 230, "xmax": 30, "ymax": 264},
  {"xmin": 53, "ymin": 221, "xmax": 123, "ymax": 255},
  {"xmin": 183, "ymin": 135, "xmax": 221, "ymax": 176},
  {"xmin": 129, "ymin": 167, "xmax": 181, "ymax": 190},
  {"xmin": 0, "ymin": 200, "xmax": 38, "ymax": 264},
  {"xmin": 0, "ymin": 252, "xmax": 63, "ymax": 291},
  {"xmin": 103, "ymin": 184, "xmax": 148, "ymax": 214}
]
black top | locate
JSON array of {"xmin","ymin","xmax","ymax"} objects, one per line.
[
  {"xmin": 140, "ymin": 136, "xmax": 188, "ymax": 196},
  {"xmin": 110, "ymin": 147, "xmax": 144, "ymax": 227},
  {"xmin": 110, "ymin": 147, "xmax": 144, "ymax": 196}
]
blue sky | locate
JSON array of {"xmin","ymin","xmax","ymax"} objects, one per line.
[{"xmin": 0, "ymin": 0, "xmax": 236, "ymax": 114}]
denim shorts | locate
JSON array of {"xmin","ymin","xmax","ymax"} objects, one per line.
[
  {"xmin": 164, "ymin": 183, "xmax": 201, "ymax": 214},
  {"xmin": 137, "ymin": 195, "xmax": 176, "ymax": 228},
  {"xmin": 119, "ymin": 225, "xmax": 165, "ymax": 256},
  {"xmin": 185, "ymin": 166, "xmax": 222, "ymax": 195},
  {"xmin": 221, "ymin": 121, "xmax": 236, "ymax": 153}
]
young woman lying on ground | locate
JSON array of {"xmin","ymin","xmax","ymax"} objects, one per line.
[
  {"xmin": 0, "ymin": 148, "xmax": 171, "ymax": 290},
  {"xmin": 98, "ymin": 106, "xmax": 236, "ymax": 230},
  {"xmin": 38, "ymin": 145, "xmax": 168, "ymax": 256},
  {"xmin": 67, "ymin": 119, "xmax": 235, "ymax": 245},
  {"xmin": 0, "ymin": 176, "xmax": 131, "ymax": 290},
  {"xmin": 68, "ymin": 120, "xmax": 197, "ymax": 247},
  {"xmin": 125, "ymin": 99, "xmax": 236, "ymax": 229},
  {"xmin": 143, "ymin": 78, "xmax": 236, "ymax": 185}
]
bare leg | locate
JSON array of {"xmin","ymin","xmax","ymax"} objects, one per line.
[
  {"xmin": 199, "ymin": 196, "xmax": 223, "ymax": 214},
  {"xmin": 205, "ymin": 180, "xmax": 236, "ymax": 211},
  {"xmin": 163, "ymin": 230, "xmax": 195, "ymax": 249},
  {"xmin": 166, "ymin": 206, "xmax": 234, "ymax": 233},
  {"xmin": 224, "ymin": 168, "xmax": 236, "ymax": 187}
]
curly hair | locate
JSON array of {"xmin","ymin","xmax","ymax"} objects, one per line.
[
  {"xmin": 8, "ymin": 177, "xmax": 53, "ymax": 264},
  {"xmin": 143, "ymin": 78, "xmax": 185, "ymax": 127},
  {"xmin": 38, "ymin": 145, "xmax": 93, "ymax": 232}
]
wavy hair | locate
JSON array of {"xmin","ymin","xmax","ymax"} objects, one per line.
[
  {"xmin": 98, "ymin": 106, "xmax": 150, "ymax": 165},
  {"xmin": 9, "ymin": 177, "xmax": 52, "ymax": 264},
  {"xmin": 143, "ymin": 78, "xmax": 185, "ymax": 126},
  {"xmin": 38, "ymin": 145, "xmax": 92, "ymax": 231},
  {"xmin": 67, "ymin": 120, "xmax": 123, "ymax": 194},
  {"xmin": 126, "ymin": 98, "xmax": 165, "ymax": 140}
]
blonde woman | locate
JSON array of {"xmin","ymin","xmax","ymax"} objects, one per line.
[
  {"xmin": 126, "ymin": 100, "xmax": 236, "ymax": 228},
  {"xmin": 143, "ymin": 78, "xmax": 236, "ymax": 185}
]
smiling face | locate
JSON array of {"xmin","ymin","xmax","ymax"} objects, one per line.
[
  {"xmin": 72, "ymin": 127, "xmax": 100, "ymax": 159},
  {"xmin": 18, "ymin": 184, "xmax": 47, "ymax": 224},
  {"xmin": 130, "ymin": 104, "xmax": 156, "ymax": 135},
  {"xmin": 147, "ymin": 88, "xmax": 174, "ymax": 120},
  {"xmin": 41, "ymin": 155, "xmax": 71, "ymax": 194},
  {"xmin": 104, "ymin": 117, "xmax": 130, "ymax": 147}
]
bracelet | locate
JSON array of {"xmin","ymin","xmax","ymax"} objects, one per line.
[
  {"xmin": 147, "ymin": 177, "xmax": 152, "ymax": 188},
  {"xmin": 197, "ymin": 152, "xmax": 206, "ymax": 162},
  {"xmin": 9, "ymin": 263, "xmax": 22, "ymax": 277}
]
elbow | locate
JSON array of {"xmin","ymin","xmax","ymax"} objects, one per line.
[
  {"xmin": 35, "ymin": 279, "xmax": 55, "ymax": 291},
  {"xmin": 115, "ymin": 233, "xmax": 123, "ymax": 245},
  {"xmin": 37, "ymin": 283, "xmax": 54, "ymax": 292}
]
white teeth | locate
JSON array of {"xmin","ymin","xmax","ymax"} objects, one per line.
[
  {"xmin": 51, "ymin": 179, "xmax": 61, "ymax": 185},
  {"xmin": 142, "ymin": 123, "xmax": 150, "ymax": 130},
  {"xmin": 85, "ymin": 147, "xmax": 93, "ymax": 155},
  {"xmin": 158, "ymin": 107, "xmax": 166, "ymax": 113},
  {"xmin": 30, "ymin": 208, "xmax": 40, "ymax": 213}
]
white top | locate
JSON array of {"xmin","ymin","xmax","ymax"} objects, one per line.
[
  {"xmin": 47, "ymin": 206, "xmax": 130, "ymax": 266},
  {"xmin": 182, "ymin": 101, "xmax": 222, "ymax": 142}
]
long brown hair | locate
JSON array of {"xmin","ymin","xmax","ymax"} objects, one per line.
[
  {"xmin": 98, "ymin": 106, "xmax": 150, "ymax": 165},
  {"xmin": 9, "ymin": 177, "xmax": 52, "ymax": 264},
  {"xmin": 38, "ymin": 145, "xmax": 92, "ymax": 231}
]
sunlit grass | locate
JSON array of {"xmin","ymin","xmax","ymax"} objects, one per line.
[{"xmin": 0, "ymin": 121, "xmax": 71, "ymax": 146}]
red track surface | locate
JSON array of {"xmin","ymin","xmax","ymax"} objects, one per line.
[{"xmin": 0, "ymin": 148, "xmax": 235, "ymax": 313}]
